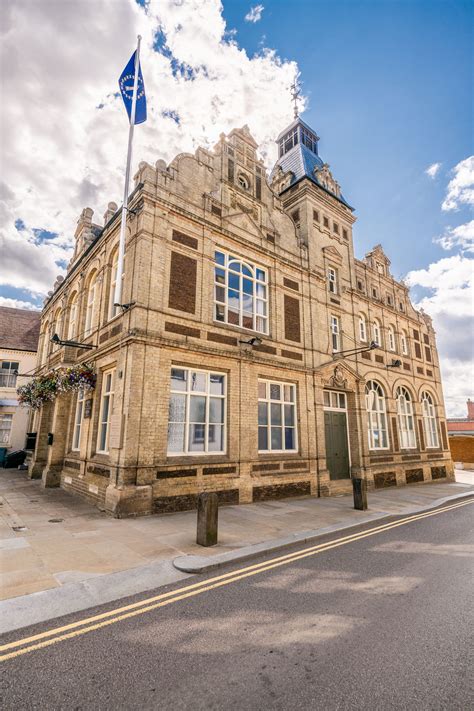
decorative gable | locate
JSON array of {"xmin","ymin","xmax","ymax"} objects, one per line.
[
  {"xmin": 322, "ymin": 245, "xmax": 343, "ymax": 264},
  {"xmin": 313, "ymin": 163, "xmax": 341, "ymax": 198}
]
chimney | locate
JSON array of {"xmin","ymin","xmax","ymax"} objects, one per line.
[{"xmin": 467, "ymin": 399, "xmax": 474, "ymax": 420}]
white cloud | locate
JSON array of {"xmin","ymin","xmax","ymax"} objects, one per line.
[
  {"xmin": 435, "ymin": 220, "xmax": 474, "ymax": 254},
  {"xmin": 425, "ymin": 162, "xmax": 441, "ymax": 179},
  {"xmin": 441, "ymin": 156, "xmax": 474, "ymax": 211},
  {"xmin": 0, "ymin": 0, "xmax": 300, "ymax": 301},
  {"xmin": 0, "ymin": 297, "xmax": 41, "ymax": 311},
  {"xmin": 406, "ymin": 255, "xmax": 474, "ymax": 417},
  {"xmin": 245, "ymin": 4, "xmax": 264, "ymax": 23}
]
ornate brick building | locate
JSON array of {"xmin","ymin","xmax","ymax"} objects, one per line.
[{"xmin": 28, "ymin": 115, "xmax": 454, "ymax": 516}]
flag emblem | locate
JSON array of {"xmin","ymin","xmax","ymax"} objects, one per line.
[{"xmin": 119, "ymin": 50, "xmax": 147, "ymax": 124}]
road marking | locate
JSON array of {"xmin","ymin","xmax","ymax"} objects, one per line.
[{"xmin": 1, "ymin": 497, "xmax": 472, "ymax": 662}]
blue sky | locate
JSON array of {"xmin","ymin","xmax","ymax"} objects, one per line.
[
  {"xmin": 1, "ymin": 0, "xmax": 472, "ymax": 414},
  {"xmin": 223, "ymin": 0, "xmax": 472, "ymax": 281}
]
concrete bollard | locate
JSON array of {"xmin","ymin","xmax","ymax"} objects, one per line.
[
  {"xmin": 196, "ymin": 492, "xmax": 218, "ymax": 546},
  {"xmin": 352, "ymin": 477, "xmax": 368, "ymax": 511}
]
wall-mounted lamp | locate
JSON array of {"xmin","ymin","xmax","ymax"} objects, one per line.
[
  {"xmin": 387, "ymin": 359, "xmax": 402, "ymax": 369},
  {"xmin": 50, "ymin": 334, "xmax": 94, "ymax": 350},
  {"xmin": 238, "ymin": 336, "xmax": 262, "ymax": 347}
]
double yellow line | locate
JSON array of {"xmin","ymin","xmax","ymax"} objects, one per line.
[{"xmin": 1, "ymin": 497, "xmax": 472, "ymax": 662}]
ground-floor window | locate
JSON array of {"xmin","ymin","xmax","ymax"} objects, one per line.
[
  {"xmin": 72, "ymin": 389, "xmax": 85, "ymax": 451},
  {"xmin": 0, "ymin": 414, "xmax": 13, "ymax": 444},
  {"xmin": 168, "ymin": 368, "xmax": 226, "ymax": 455},
  {"xmin": 422, "ymin": 391, "xmax": 439, "ymax": 448},
  {"xmin": 365, "ymin": 380, "xmax": 389, "ymax": 450},
  {"xmin": 97, "ymin": 369, "xmax": 115, "ymax": 453},
  {"xmin": 396, "ymin": 386, "xmax": 416, "ymax": 449},
  {"xmin": 258, "ymin": 379, "xmax": 297, "ymax": 452}
]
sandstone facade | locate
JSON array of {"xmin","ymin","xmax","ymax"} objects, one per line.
[{"xmin": 28, "ymin": 119, "xmax": 454, "ymax": 516}]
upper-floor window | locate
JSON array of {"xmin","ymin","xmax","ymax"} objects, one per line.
[
  {"xmin": 333, "ymin": 222, "xmax": 339, "ymax": 235},
  {"xmin": 84, "ymin": 272, "xmax": 97, "ymax": 337},
  {"xmin": 372, "ymin": 287, "xmax": 378, "ymax": 299},
  {"xmin": 386, "ymin": 293, "xmax": 393, "ymax": 306},
  {"xmin": 396, "ymin": 386, "xmax": 416, "ymax": 449},
  {"xmin": 67, "ymin": 294, "xmax": 78, "ymax": 340},
  {"xmin": 331, "ymin": 315, "xmax": 341, "ymax": 352},
  {"xmin": 214, "ymin": 251, "xmax": 268, "ymax": 334},
  {"xmin": 401, "ymin": 330, "xmax": 409, "ymax": 355},
  {"xmin": 0, "ymin": 414, "xmax": 13, "ymax": 444},
  {"xmin": 313, "ymin": 209, "xmax": 320, "ymax": 223},
  {"xmin": 421, "ymin": 392, "xmax": 439, "ymax": 448},
  {"xmin": 399, "ymin": 301, "xmax": 404, "ymax": 312},
  {"xmin": 359, "ymin": 315, "xmax": 367, "ymax": 342},
  {"xmin": 323, "ymin": 216, "xmax": 329, "ymax": 228},
  {"xmin": 97, "ymin": 368, "xmax": 115, "ymax": 454},
  {"xmin": 388, "ymin": 326, "xmax": 396, "ymax": 351},
  {"xmin": 52, "ymin": 308, "xmax": 62, "ymax": 350},
  {"xmin": 327, "ymin": 267, "xmax": 338, "ymax": 294},
  {"xmin": 357, "ymin": 279, "xmax": 364, "ymax": 292},
  {"xmin": 372, "ymin": 319, "xmax": 382, "ymax": 346},
  {"xmin": 365, "ymin": 380, "xmax": 389, "ymax": 450},
  {"xmin": 168, "ymin": 368, "xmax": 226, "ymax": 455},
  {"xmin": 0, "ymin": 361, "xmax": 19, "ymax": 388},
  {"xmin": 342, "ymin": 228, "xmax": 348, "ymax": 240},
  {"xmin": 237, "ymin": 174, "xmax": 250, "ymax": 191},
  {"xmin": 258, "ymin": 380, "xmax": 297, "ymax": 452}
]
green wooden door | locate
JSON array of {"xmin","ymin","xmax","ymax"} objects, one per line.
[{"xmin": 324, "ymin": 411, "xmax": 350, "ymax": 480}]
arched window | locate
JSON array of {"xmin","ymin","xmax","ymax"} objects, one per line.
[
  {"xmin": 365, "ymin": 380, "xmax": 389, "ymax": 450},
  {"xmin": 67, "ymin": 293, "xmax": 78, "ymax": 340},
  {"xmin": 401, "ymin": 330, "xmax": 409, "ymax": 356},
  {"xmin": 237, "ymin": 174, "xmax": 249, "ymax": 191},
  {"xmin": 359, "ymin": 315, "xmax": 367, "ymax": 342},
  {"xmin": 396, "ymin": 386, "xmax": 416, "ymax": 449},
  {"xmin": 51, "ymin": 308, "xmax": 62, "ymax": 352},
  {"xmin": 388, "ymin": 325, "xmax": 396, "ymax": 352},
  {"xmin": 40, "ymin": 322, "xmax": 49, "ymax": 364},
  {"xmin": 422, "ymin": 392, "xmax": 439, "ymax": 448},
  {"xmin": 214, "ymin": 250, "xmax": 268, "ymax": 333},
  {"xmin": 372, "ymin": 319, "xmax": 382, "ymax": 347},
  {"xmin": 84, "ymin": 272, "xmax": 97, "ymax": 336},
  {"xmin": 108, "ymin": 250, "xmax": 121, "ymax": 321}
]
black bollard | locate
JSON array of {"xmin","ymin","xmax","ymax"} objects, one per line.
[
  {"xmin": 352, "ymin": 477, "xmax": 368, "ymax": 511},
  {"xmin": 196, "ymin": 492, "xmax": 218, "ymax": 546}
]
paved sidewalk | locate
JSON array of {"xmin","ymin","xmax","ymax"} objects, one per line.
[{"xmin": 1, "ymin": 467, "xmax": 473, "ymax": 603}]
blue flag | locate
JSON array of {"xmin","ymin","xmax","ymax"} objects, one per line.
[{"xmin": 119, "ymin": 50, "xmax": 147, "ymax": 124}]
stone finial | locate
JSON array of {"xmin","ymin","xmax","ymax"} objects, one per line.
[
  {"xmin": 53, "ymin": 275, "xmax": 64, "ymax": 290},
  {"xmin": 103, "ymin": 201, "xmax": 118, "ymax": 225},
  {"xmin": 155, "ymin": 159, "xmax": 167, "ymax": 171}
]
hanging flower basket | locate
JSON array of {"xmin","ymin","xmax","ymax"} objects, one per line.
[{"xmin": 17, "ymin": 363, "xmax": 96, "ymax": 410}]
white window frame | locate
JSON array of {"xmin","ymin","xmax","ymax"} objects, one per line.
[
  {"xmin": 422, "ymin": 392, "xmax": 439, "ymax": 448},
  {"xmin": 331, "ymin": 315, "xmax": 341, "ymax": 352},
  {"xmin": 258, "ymin": 379, "xmax": 298, "ymax": 453},
  {"xmin": 401, "ymin": 330, "xmax": 408, "ymax": 355},
  {"xmin": 388, "ymin": 326, "xmax": 396, "ymax": 352},
  {"xmin": 97, "ymin": 369, "xmax": 115, "ymax": 454},
  {"xmin": 372, "ymin": 319, "xmax": 382, "ymax": 347},
  {"xmin": 327, "ymin": 267, "xmax": 338, "ymax": 294},
  {"xmin": 68, "ymin": 296, "xmax": 78, "ymax": 340},
  {"xmin": 167, "ymin": 367, "xmax": 226, "ymax": 456},
  {"xmin": 0, "ymin": 361, "xmax": 19, "ymax": 388},
  {"xmin": 85, "ymin": 274, "xmax": 97, "ymax": 336},
  {"xmin": 396, "ymin": 386, "xmax": 417, "ymax": 449},
  {"xmin": 0, "ymin": 414, "xmax": 13, "ymax": 444},
  {"xmin": 359, "ymin": 315, "xmax": 367, "ymax": 342},
  {"xmin": 72, "ymin": 388, "xmax": 85, "ymax": 451},
  {"xmin": 365, "ymin": 380, "xmax": 389, "ymax": 450},
  {"xmin": 214, "ymin": 250, "xmax": 268, "ymax": 334}
]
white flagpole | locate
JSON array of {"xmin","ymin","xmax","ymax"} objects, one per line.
[{"xmin": 114, "ymin": 35, "xmax": 142, "ymax": 308}]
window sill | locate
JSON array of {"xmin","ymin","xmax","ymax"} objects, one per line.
[{"xmin": 212, "ymin": 319, "xmax": 269, "ymax": 339}]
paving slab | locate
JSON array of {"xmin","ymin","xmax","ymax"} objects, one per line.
[{"xmin": 0, "ymin": 467, "xmax": 473, "ymax": 633}]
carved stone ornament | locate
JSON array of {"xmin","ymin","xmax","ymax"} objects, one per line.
[
  {"xmin": 314, "ymin": 163, "xmax": 341, "ymax": 198},
  {"xmin": 230, "ymin": 193, "xmax": 258, "ymax": 220},
  {"xmin": 329, "ymin": 365, "xmax": 348, "ymax": 389}
]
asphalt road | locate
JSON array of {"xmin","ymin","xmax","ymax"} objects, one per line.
[{"xmin": 1, "ymin": 498, "xmax": 473, "ymax": 710}]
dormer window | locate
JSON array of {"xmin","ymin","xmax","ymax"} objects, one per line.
[{"xmin": 278, "ymin": 127, "xmax": 299, "ymax": 157}]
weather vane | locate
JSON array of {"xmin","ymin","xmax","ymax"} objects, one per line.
[{"xmin": 290, "ymin": 76, "xmax": 301, "ymax": 119}]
